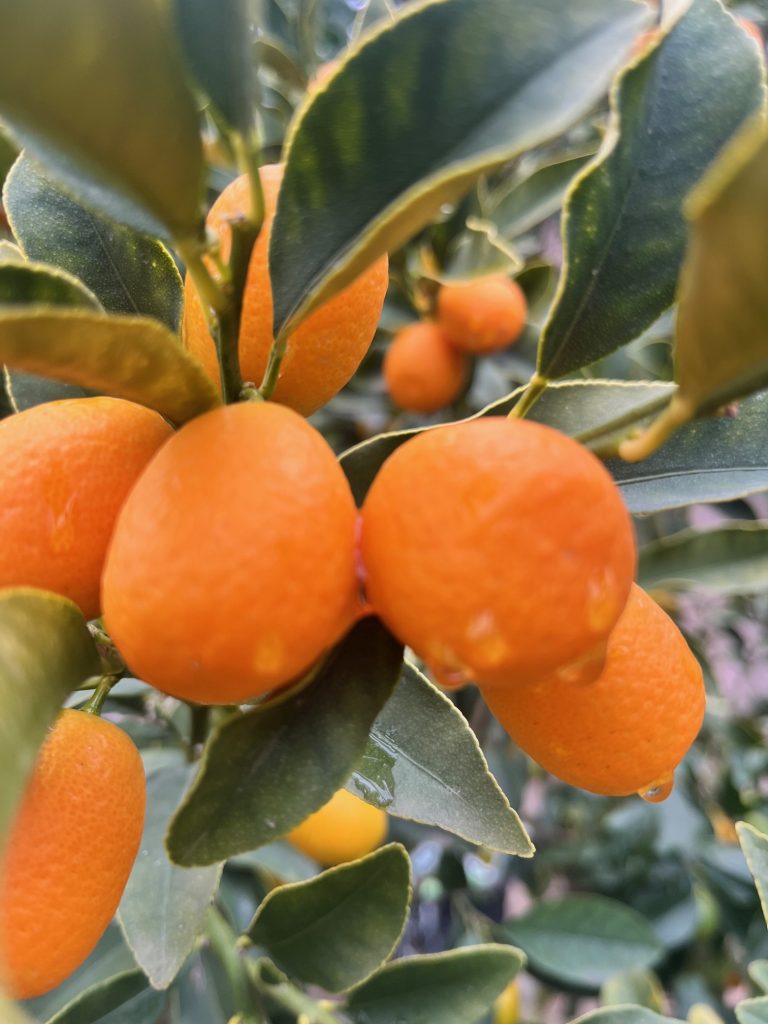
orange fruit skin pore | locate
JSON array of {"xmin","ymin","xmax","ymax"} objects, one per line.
[
  {"xmin": 360, "ymin": 417, "xmax": 636, "ymax": 687},
  {"xmin": 384, "ymin": 321, "xmax": 468, "ymax": 413},
  {"xmin": 183, "ymin": 164, "xmax": 389, "ymax": 416},
  {"xmin": 0, "ymin": 710, "xmax": 146, "ymax": 1000},
  {"xmin": 102, "ymin": 402, "xmax": 361, "ymax": 705},
  {"xmin": 480, "ymin": 585, "xmax": 705, "ymax": 797},
  {"xmin": 436, "ymin": 275, "xmax": 527, "ymax": 354},
  {"xmin": 0, "ymin": 397, "xmax": 172, "ymax": 620},
  {"xmin": 287, "ymin": 788, "xmax": 387, "ymax": 866}
]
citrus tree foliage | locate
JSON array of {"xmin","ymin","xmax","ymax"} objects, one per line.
[{"xmin": 0, "ymin": 0, "xmax": 767, "ymax": 1021}]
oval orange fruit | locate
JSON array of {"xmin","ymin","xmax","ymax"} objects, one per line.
[
  {"xmin": 360, "ymin": 416, "xmax": 635, "ymax": 687},
  {"xmin": 287, "ymin": 788, "xmax": 387, "ymax": 866},
  {"xmin": 0, "ymin": 710, "xmax": 145, "ymax": 999},
  {"xmin": 0, "ymin": 397, "xmax": 172, "ymax": 619},
  {"xmin": 437, "ymin": 276, "xmax": 527, "ymax": 354},
  {"xmin": 384, "ymin": 321, "xmax": 468, "ymax": 413},
  {"xmin": 183, "ymin": 163, "xmax": 389, "ymax": 415},
  {"xmin": 102, "ymin": 401, "xmax": 360, "ymax": 705}
]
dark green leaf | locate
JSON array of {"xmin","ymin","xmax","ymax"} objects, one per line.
[
  {"xmin": 349, "ymin": 663, "xmax": 532, "ymax": 856},
  {"xmin": 0, "ymin": 261, "xmax": 101, "ymax": 310},
  {"xmin": 537, "ymin": 0, "xmax": 764, "ymax": 379},
  {"xmin": 47, "ymin": 971, "xmax": 166, "ymax": 1024},
  {"xmin": 248, "ymin": 843, "xmax": 410, "ymax": 992},
  {"xmin": 0, "ymin": 588, "xmax": 99, "ymax": 838},
  {"xmin": 0, "ymin": 0, "xmax": 203, "ymax": 238},
  {"xmin": 0, "ymin": 307, "xmax": 220, "ymax": 425},
  {"xmin": 499, "ymin": 896, "xmax": 663, "ymax": 989},
  {"xmin": 638, "ymin": 524, "xmax": 768, "ymax": 595},
  {"xmin": 175, "ymin": 0, "xmax": 258, "ymax": 135},
  {"xmin": 118, "ymin": 765, "xmax": 222, "ymax": 990},
  {"xmin": 737, "ymin": 822, "xmax": 768, "ymax": 927},
  {"xmin": 4, "ymin": 156, "xmax": 182, "ymax": 331},
  {"xmin": 167, "ymin": 618, "xmax": 403, "ymax": 866},
  {"xmin": 571, "ymin": 1010, "xmax": 684, "ymax": 1024},
  {"xmin": 6, "ymin": 371, "xmax": 92, "ymax": 413},
  {"xmin": 488, "ymin": 149, "xmax": 596, "ymax": 239},
  {"xmin": 344, "ymin": 944, "xmax": 524, "ymax": 1024},
  {"xmin": 737, "ymin": 1000, "xmax": 768, "ymax": 1024},
  {"xmin": 270, "ymin": 0, "xmax": 649, "ymax": 335}
]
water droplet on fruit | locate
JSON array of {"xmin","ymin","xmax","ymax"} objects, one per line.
[{"xmin": 639, "ymin": 775, "xmax": 674, "ymax": 803}]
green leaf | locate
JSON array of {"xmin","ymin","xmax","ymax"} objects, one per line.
[
  {"xmin": 0, "ymin": 588, "xmax": 99, "ymax": 838},
  {"xmin": 487, "ymin": 149, "xmax": 596, "ymax": 239},
  {"xmin": 737, "ymin": 1000, "xmax": 768, "ymax": 1024},
  {"xmin": 270, "ymin": 0, "xmax": 650, "ymax": 336},
  {"xmin": 349, "ymin": 663, "xmax": 532, "ymax": 857},
  {"xmin": 737, "ymin": 822, "xmax": 768, "ymax": 926},
  {"xmin": 600, "ymin": 970, "xmax": 666, "ymax": 1012},
  {"xmin": 6, "ymin": 371, "xmax": 92, "ymax": 413},
  {"xmin": 0, "ymin": 0, "xmax": 204, "ymax": 239},
  {"xmin": 499, "ymin": 896, "xmax": 663, "ymax": 989},
  {"xmin": 118, "ymin": 765, "xmax": 222, "ymax": 991},
  {"xmin": 175, "ymin": 0, "xmax": 258, "ymax": 136},
  {"xmin": 0, "ymin": 126, "xmax": 17, "ymax": 184},
  {"xmin": 229, "ymin": 841, "xmax": 317, "ymax": 883},
  {"xmin": 4, "ymin": 156, "xmax": 183, "ymax": 331},
  {"xmin": 344, "ymin": 944, "xmax": 524, "ymax": 1024},
  {"xmin": 670, "ymin": 118, "xmax": 768, "ymax": 416},
  {"xmin": 247, "ymin": 843, "xmax": 411, "ymax": 992},
  {"xmin": 0, "ymin": 307, "xmax": 220, "ymax": 425},
  {"xmin": 167, "ymin": 618, "xmax": 403, "ymax": 866},
  {"xmin": 638, "ymin": 524, "xmax": 768, "ymax": 595},
  {"xmin": 47, "ymin": 971, "xmax": 166, "ymax": 1024},
  {"xmin": 749, "ymin": 961, "xmax": 768, "ymax": 994},
  {"xmin": 571, "ymin": 1010, "xmax": 684, "ymax": 1024},
  {"xmin": 607, "ymin": 390, "xmax": 768, "ymax": 513},
  {"xmin": 0, "ymin": 260, "xmax": 101, "ymax": 310},
  {"xmin": 537, "ymin": 0, "xmax": 764, "ymax": 380}
]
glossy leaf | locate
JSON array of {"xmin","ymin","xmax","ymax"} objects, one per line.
[
  {"xmin": 638, "ymin": 525, "xmax": 768, "ymax": 595},
  {"xmin": 4, "ymin": 156, "xmax": 183, "ymax": 330},
  {"xmin": 344, "ymin": 944, "xmax": 524, "ymax": 1024},
  {"xmin": 499, "ymin": 895, "xmax": 663, "ymax": 988},
  {"xmin": 167, "ymin": 618, "xmax": 403, "ymax": 866},
  {"xmin": 488, "ymin": 149, "xmax": 596, "ymax": 239},
  {"xmin": 737, "ymin": 822, "xmax": 768, "ymax": 926},
  {"xmin": 537, "ymin": 0, "xmax": 764, "ymax": 379},
  {"xmin": 175, "ymin": 0, "xmax": 258, "ymax": 135},
  {"xmin": 6, "ymin": 371, "xmax": 92, "ymax": 413},
  {"xmin": 248, "ymin": 843, "xmax": 410, "ymax": 992},
  {"xmin": 0, "ymin": 0, "xmax": 203, "ymax": 238},
  {"xmin": 668, "ymin": 119, "xmax": 768, "ymax": 418},
  {"xmin": 571, "ymin": 1010, "xmax": 684, "ymax": 1024},
  {"xmin": 47, "ymin": 971, "xmax": 166, "ymax": 1024},
  {"xmin": 0, "ymin": 307, "xmax": 220, "ymax": 425},
  {"xmin": 737, "ymin": 1000, "xmax": 768, "ymax": 1024},
  {"xmin": 270, "ymin": 0, "xmax": 649, "ymax": 336},
  {"xmin": 119, "ymin": 765, "xmax": 222, "ymax": 990},
  {"xmin": 0, "ymin": 588, "xmax": 99, "ymax": 839},
  {"xmin": 0, "ymin": 260, "xmax": 101, "ymax": 310},
  {"xmin": 348, "ymin": 663, "xmax": 532, "ymax": 857}
]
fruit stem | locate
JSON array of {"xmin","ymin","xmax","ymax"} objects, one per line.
[
  {"xmin": 257, "ymin": 332, "xmax": 287, "ymax": 403},
  {"xmin": 249, "ymin": 961, "xmax": 342, "ymax": 1024},
  {"xmin": 509, "ymin": 372, "xmax": 548, "ymax": 419},
  {"xmin": 207, "ymin": 908, "xmax": 263, "ymax": 1020},
  {"xmin": 81, "ymin": 675, "xmax": 116, "ymax": 716},
  {"xmin": 234, "ymin": 132, "xmax": 266, "ymax": 235}
]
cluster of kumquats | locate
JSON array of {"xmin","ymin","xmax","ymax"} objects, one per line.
[
  {"xmin": 384, "ymin": 274, "xmax": 528, "ymax": 413},
  {"xmin": 0, "ymin": 163, "xmax": 704, "ymax": 1001}
]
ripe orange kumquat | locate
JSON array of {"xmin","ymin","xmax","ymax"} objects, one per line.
[
  {"xmin": 360, "ymin": 416, "xmax": 636, "ymax": 689},
  {"xmin": 287, "ymin": 788, "xmax": 387, "ymax": 866},
  {"xmin": 437, "ymin": 275, "xmax": 527, "ymax": 354},
  {"xmin": 0, "ymin": 397, "xmax": 172, "ymax": 620},
  {"xmin": 384, "ymin": 321, "xmax": 468, "ymax": 413},
  {"xmin": 0, "ymin": 710, "xmax": 145, "ymax": 999},
  {"xmin": 102, "ymin": 401, "xmax": 361, "ymax": 705},
  {"xmin": 480, "ymin": 585, "xmax": 705, "ymax": 799}
]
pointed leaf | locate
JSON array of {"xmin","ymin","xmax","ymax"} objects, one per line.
[
  {"xmin": 500, "ymin": 896, "xmax": 663, "ymax": 989},
  {"xmin": 737, "ymin": 822, "xmax": 768, "ymax": 926},
  {"xmin": 344, "ymin": 944, "xmax": 524, "ymax": 1024},
  {"xmin": 47, "ymin": 971, "xmax": 166, "ymax": 1024},
  {"xmin": 0, "ymin": 0, "xmax": 204, "ymax": 238},
  {"xmin": 737, "ymin": 1000, "xmax": 768, "ymax": 1024},
  {"xmin": 537, "ymin": 0, "xmax": 764, "ymax": 379},
  {"xmin": 167, "ymin": 618, "xmax": 403, "ymax": 866},
  {"xmin": 247, "ymin": 843, "xmax": 410, "ymax": 992},
  {"xmin": 175, "ymin": 0, "xmax": 258, "ymax": 135},
  {"xmin": 349, "ymin": 663, "xmax": 532, "ymax": 856},
  {"xmin": 4, "ymin": 156, "xmax": 183, "ymax": 331},
  {"xmin": 270, "ymin": 0, "xmax": 650, "ymax": 335},
  {"xmin": 119, "ymin": 765, "xmax": 222, "ymax": 990},
  {"xmin": 0, "ymin": 307, "xmax": 220, "ymax": 425},
  {"xmin": 0, "ymin": 588, "xmax": 99, "ymax": 838},
  {"xmin": 638, "ymin": 524, "xmax": 768, "ymax": 595}
]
